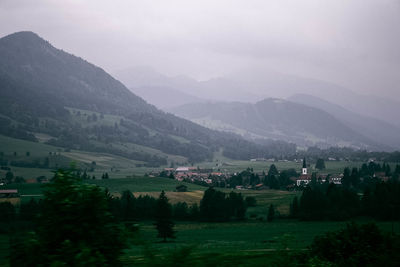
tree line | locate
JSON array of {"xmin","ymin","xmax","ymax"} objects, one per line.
[
  {"xmin": 2, "ymin": 187, "xmax": 250, "ymax": 225},
  {"xmin": 290, "ymin": 180, "xmax": 400, "ymax": 221}
]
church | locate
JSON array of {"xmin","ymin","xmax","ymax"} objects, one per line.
[{"xmin": 296, "ymin": 158, "xmax": 312, "ymax": 186}]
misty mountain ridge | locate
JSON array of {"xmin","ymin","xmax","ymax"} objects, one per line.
[
  {"xmin": 170, "ymin": 98, "xmax": 390, "ymax": 151},
  {"xmin": 287, "ymin": 94, "xmax": 400, "ymax": 150},
  {"xmin": 117, "ymin": 66, "xmax": 400, "ymax": 128},
  {"xmin": 0, "ymin": 31, "xmax": 295, "ymax": 164}
]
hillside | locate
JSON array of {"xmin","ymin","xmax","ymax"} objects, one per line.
[
  {"xmin": 116, "ymin": 66, "xmax": 400, "ymax": 128},
  {"xmin": 0, "ymin": 31, "xmax": 295, "ymax": 165},
  {"xmin": 170, "ymin": 98, "xmax": 382, "ymax": 150},
  {"xmin": 288, "ymin": 94, "xmax": 400, "ymax": 150}
]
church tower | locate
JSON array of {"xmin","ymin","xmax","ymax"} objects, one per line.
[{"xmin": 302, "ymin": 157, "xmax": 307, "ymax": 175}]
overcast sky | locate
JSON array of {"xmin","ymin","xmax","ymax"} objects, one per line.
[{"xmin": 1, "ymin": 0, "xmax": 400, "ymax": 99}]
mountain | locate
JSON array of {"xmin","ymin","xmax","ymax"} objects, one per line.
[
  {"xmin": 169, "ymin": 98, "xmax": 385, "ymax": 150},
  {"xmin": 115, "ymin": 66, "xmax": 209, "ymax": 109},
  {"xmin": 128, "ymin": 86, "xmax": 204, "ymax": 110},
  {"xmin": 288, "ymin": 94, "xmax": 400, "ymax": 150},
  {"xmin": 224, "ymin": 68, "xmax": 400, "ymax": 128},
  {"xmin": 116, "ymin": 66, "xmax": 400, "ymax": 128},
  {"xmin": 115, "ymin": 66, "xmax": 263, "ymax": 104},
  {"xmin": 0, "ymin": 31, "xmax": 296, "ymax": 165}
]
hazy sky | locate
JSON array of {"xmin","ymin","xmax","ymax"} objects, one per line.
[{"xmin": 1, "ymin": 0, "xmax": 400, "ymax": 99}]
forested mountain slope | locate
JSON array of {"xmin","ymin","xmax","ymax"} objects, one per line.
[
  {"xmin": 0, "ymin": 31, "xmax": 295, "ymax": 165},
  {"xmin": 170, "ymin": 98, "xmax": 384, "ymax": 150}
]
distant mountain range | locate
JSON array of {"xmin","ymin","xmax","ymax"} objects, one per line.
[
  {"xmin": 116, "ymin": 66, "xmax": 400, "ymax": 128},
  {"xmin": 0, "ymin": 31, "xmax": 295, "ymax": 165},
  {"xmin": 116, "ymin": 65, "xmax": 400, "ymax": 151},
  {"xmin": 287, "ymin": 94, "xmax": 400, "ymax": 150},
  {"xmin": 170, "ymin": 98, "xmax": 394, "ymax": 151}
]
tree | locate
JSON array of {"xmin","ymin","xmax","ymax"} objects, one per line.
[
  {"xmin": 245, "ymin": 196, "xmax": 257, "ymax": 207},
  {"xmin": 315, "ymin": 159, "xmax": 325, "ymax": 170},
  {"xmin": 310, "ymin": 222, "xmax": 400, "ymax": 266},
  {"xmin": 11, "ymin": 169, "xmax": 126, "ymax": 266},
  {"xmin": 14, "ymin": 176, "xmax": 25, "ymax": 183},
  {"xmin": 5, "ymin": 171, "xmax": 14, "ymax": 183},
  {"xmin": 290, "ymin": 196, "xmax": 299, "ymax": 218},
  {"xmin": 350, "ymin": 167, "xmax": 360, "ymax": 188},
  {"xmin": 19, "ymin": 198, "xmax": 40, "ymax": 221},
  {"xmin": 120, "ymin": 190, "xmax": 136, "ymax": 221},
  {"xmin": 268, "ymin": 164, "xmax": 279, "ymax": 176},
  {"xmin": 200, "ymin": 187, "xmax": 228, "ymax": 221},
  {"xmin": 342, "ymin": 167, "xmax": 351, "ymax": 188},
  {"xmin": 155, "ymin": 190, "xmax": 175, "ymax": 242},
  {"xmin": 227, "ymin": 191, "xmax": 247, "ymax": 220},
  {"xmin": 175, "ymin": 184, "xmax": 187, "ymax": 192},
  {"xmin": 267, "ymin": 204, "xmax": 275, "ymax": 222},
  {"xmin": 0, "ymin": 202, "xmax": 15, "ymax": 222}
]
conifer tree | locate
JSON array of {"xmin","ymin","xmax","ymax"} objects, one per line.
[
  {"xmin": 155, "ymin": 190, "xmax": 175, "ymax": 242},
  {"xmin": 267, "ymin": 204, "xmax": 275, "ymax": 222}
]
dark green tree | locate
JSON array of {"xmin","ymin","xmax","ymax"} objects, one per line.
[
  {"xmin": 5, "ymin": 171, "xmax": 14, "ymax": 183},
  {"xmin": 310, "ymin": 222, "xmax": 400, "ymax": 266},
  {"xmin": 172, "ymin": 202, "xmax": 189, "ymax": 220},
  {"xmin": 315, "ymin": 158, "xmax": 325, "ymax": 170},
  {"xmin": 290, "ymin": 196, "xmax": 299, "ymax": 218},
  {"xmin": 19, "ymin": 198, "xmax": 40, "ymax": 221},
  {"xmin": 227, "ymin": 191, "xmax": 247, "ymax": 220},
  {"xmin": 267, "ymin": 204, "xmax": 275, "ymax": 222},
  {"xmin": 268, "ymin": 164, "xmax": 279, "ymax": 176},
  {"xmin": 0, "ymin": 202, "xmax": 15, "ymax": 222},
  {"xmin": 342, "ymin": 167, "xmax": 351, "ymax": 188},
  {"xmin": 245, "ymin": 196, "xmax": 257, "ymax": 207},
  {"xmin": 199, "ymin": 187, "xmax": 228, "ymax": 221},
  {"xmin": 350, "ymin": 167, "xmax": 360, "ymax": 188},
  {"xmin": 120, "ymin": 190, "xmax": 136, "ymax": 221},
  {"xmin": 10, "ymin": 169, "xmax": 126, "ymax": 266},
  {"xmin": 155, "ymin": 190, "xmax": 175, "ymax": 242}
]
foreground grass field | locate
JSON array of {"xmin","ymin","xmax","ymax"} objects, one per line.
[
  {"xmin": 1, "ymin": 174, "xmax": 399, "ymax": 266},
  {"xmin": 120, "ymin": 219, "xmax": 400, "ymax": 266},
  {"xmin": 1, "ymin": 219, "xmax": 398, "ymax": 266}
]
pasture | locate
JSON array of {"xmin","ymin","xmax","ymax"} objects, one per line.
[{"xmin": 121, "ymin": 220, "xmax": 400, "ymax": 266}]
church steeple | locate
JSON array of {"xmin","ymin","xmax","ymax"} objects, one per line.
[{"xmin": 302, "ymin": 157, "xmax": 307, "ymax": 175}]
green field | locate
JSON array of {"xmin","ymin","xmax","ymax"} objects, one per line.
[
  {"xmin": 0, "ymin": 134, "xmax": 378, "ymax": 181},
  {"xmin": 1, "ymin": 171, "xmax": 399, "ymax": 266},
  {"xmin": 121, "ymin": 219, "xmax": 400, "ymax": 266}
]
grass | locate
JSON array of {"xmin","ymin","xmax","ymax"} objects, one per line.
[
  {"xmin": 2, "ymin": 177, "xmax": 298, "ymax": 216},
  {"xmin": 121, "ymin": 219, "xmax": 400, "ymax": 266},
  {"xmin": 236, "ymin": 190, "xmax": 301, "ymax": 217},
  {"xmin": 88, "ymin": 177, "xmax": 206, "ymax": 194},
  {"xmin": 0, "ymin": 234, "xmax": 9, "ymax": 266},
  {"xmin": 194, "ymin": 157, "xmax": 365, "ymax": 174},
  {"xmin": 1, "ymin": 134, "xmax": 393, "ymax": 180},
  {"xmin": 0, "ymin": 135, "xmax": 61, "ymax": 158}
]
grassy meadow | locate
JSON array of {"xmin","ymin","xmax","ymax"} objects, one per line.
[{"xmin": 121, "ymin": 220, "xmax": 400, "ymax": 266}]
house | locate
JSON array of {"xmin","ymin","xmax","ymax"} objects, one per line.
[
  {"xmin": 330, "ymin": 176, "xmax": 342, "ymax": 185},
  {"xmin": 296, "ymin": 175, "xmax": 312, "ymax": 186},
  {"xmin": 176, "ymin": 167, "xmax": 190, "ymax": 173}
]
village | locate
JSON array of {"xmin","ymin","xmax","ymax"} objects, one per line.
[{"xmin": 148, "ymin": 158, "xmax": 395, "ymax": 191}]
